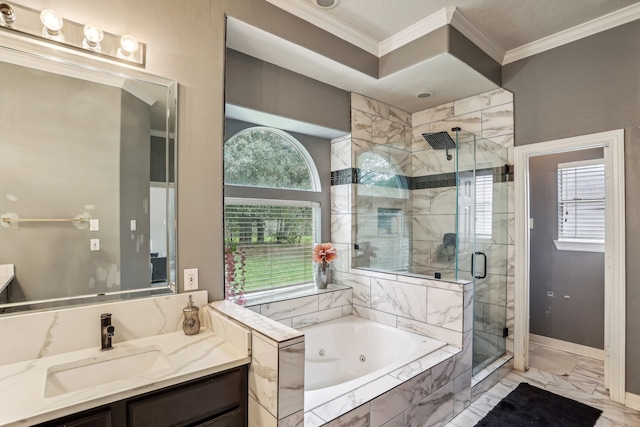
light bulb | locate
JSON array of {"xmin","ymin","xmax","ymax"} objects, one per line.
[
  {"xmin": 40, "ymin": 9, "xmax": 63, "ymax": 36},
  {"xmin": 120, "ymin": 34, "xmax": 139, "ymax": 55},
  {"xmin": 0, "ymin": 3, "xmax": 15, "ymax": 25},
  {"xmin": 83, "ymin": 24, "xmax": 103, "ymax": 50}
]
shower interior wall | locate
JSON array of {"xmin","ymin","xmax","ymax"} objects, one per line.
[{"xmin": 334, "ymin": 90, "xmax": 515, "ymax": 371}]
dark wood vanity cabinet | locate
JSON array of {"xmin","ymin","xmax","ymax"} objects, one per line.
[{"xmin": 36, "ymin": 366, "xmax": 247, "ymax": 427}]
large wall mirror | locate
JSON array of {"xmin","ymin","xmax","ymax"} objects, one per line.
[{"xmin": 0, "ymin": 44, "xmax": 177, "ymax": 314}]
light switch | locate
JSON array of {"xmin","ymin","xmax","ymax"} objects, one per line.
[
  {"xmin": 89, "ymin": 219, "xmax": 99, "ymax": 231},
  {"xmin": 130, "ymin": 220, "xmax": 136, "ymax": 231},
  {"xmin": 90, "ymin": 239, "xmax": 100, "ymax": 251}
]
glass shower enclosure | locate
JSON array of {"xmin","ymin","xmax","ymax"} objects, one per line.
[{"xmin": 353, "ymin": 128, "xmax": 510, "ymax": 375}]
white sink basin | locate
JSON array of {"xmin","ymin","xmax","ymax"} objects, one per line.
[{"xmin": 44, "ymin": 345, "xmax": 172, "ymax": 397}]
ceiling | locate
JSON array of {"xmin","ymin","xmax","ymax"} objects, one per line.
[
  {"xmin": 295, "ymin": 0, "xmax": 639, "ymax": 53},
  {"xmin": 227, "ymin": 0, "xmax": 640, "ymax": 129}
]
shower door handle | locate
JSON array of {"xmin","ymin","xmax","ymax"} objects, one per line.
[{"xmin": 471, "ymin": 251, "xmax": 487, "ymax": 279}]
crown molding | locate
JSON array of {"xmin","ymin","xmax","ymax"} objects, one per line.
[
  {"xmin": 378, "ymin": 7, "xmax": 452, "ymax": 57},
  {"xmin": 503, "ymin": 2, "xmax": 640, "ymax": 64},
  {"xmin": 449, "ymin": 9, "xmax": 505, "ymax": 64},
  {"xmin": 264, "ymin": 0, "xmax": 379, "ymax": 55}
]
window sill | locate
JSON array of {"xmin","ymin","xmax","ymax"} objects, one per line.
[
  {"xmin": 553, "ymin": 239, "xmax": 604, "ymax": 253},
  {"xmin": 244, "ymin": 283, "xmax": 351, "ymax": 307}
]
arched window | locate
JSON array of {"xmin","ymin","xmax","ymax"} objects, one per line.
[
  {"xmin": 223, "ymin": 127, "xmax": 321, "ymax": 297},
  {"xmin": 224, "ymin": 127, "xmax": 320, "ymax": 191}
]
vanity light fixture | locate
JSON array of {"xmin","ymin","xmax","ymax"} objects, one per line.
[
  {"xmin": 40, "ymin": 9, "xmax": 63, "ymax": 39},
  {"xmin": 118, "ymin": 34, "xmax": 139, "ymax": 57},
  {"xmin": 0, "ymin": 2, "xmax": 146, "ymax": 67},
  {"xmin": 0, "ymin": 3, "xmax": 15, "ymax": 25},
  {"xmin": 83, "ymin": 24, "xmax": 104, "ymax": 51}
]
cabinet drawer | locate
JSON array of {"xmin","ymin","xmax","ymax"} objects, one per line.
[
  {"xmin": 195, "ymin": 408, "xmax": 243, "ymax": 427},
  {"xmin": 128, "ymin": 369, "xmax": 243, "ymax": 426},
  {"xmin": 37, "ymin": 408, "xmax": 112, "ymax": 427}
]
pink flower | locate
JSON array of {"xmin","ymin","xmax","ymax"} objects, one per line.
[{"xmin": 313, "ymin": 243, "xmax": 337, "ymax": 264}]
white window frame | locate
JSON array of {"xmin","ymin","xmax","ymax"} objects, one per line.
[
  {"xmin": 475, "ymin": 174, "xmax": 494, "ymax": 240},
  {"xmin": 514, "ymin": 129, "xmax": 625, "ymax": 403},
  {"xmin": 223, "ymin": 126, "xmax": 323, "ymax": 294},
  {"xmin": 553, "ymin": 158, "xmax": 605, "ymax": 253}
]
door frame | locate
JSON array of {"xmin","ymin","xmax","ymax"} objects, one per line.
[{"xmin": 513, "ymin": 129, "xmax": 626, "ymax": 403}]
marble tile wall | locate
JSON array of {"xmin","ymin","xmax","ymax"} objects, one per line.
[
  {"xmin": 348, "ymin": 93, "xmax": 415, "ymax": 274},
  {"xmin": 333, "ymin": 93, "xmax": 472, "ymax": 340},
  {"xmin": 245, "ymin": 284, "xmax": 353, "ymax": 329},
  {"xmin": 322, "ymin": 90, "xmax": 515, "ymax": 426},
  {"xmin": 209, "ymin": 301, "xmax": 305, "ymax": 427},
  {"xmin": 411, "ymin": 88, "xmax": 515, "ymax": 358},
  {"xmin": 0, "ymin": 290, "xmax": 209, "ymax": 366},
  {"xmin": 333, "ymin": 269, "xmax": 471, "ymax": 349}
]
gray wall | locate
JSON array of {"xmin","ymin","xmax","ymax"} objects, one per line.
[
  {"xmin": 529, "ymin": 149, "xmax": 604, "ymax": 349},
  {"xmin": 119, "ymin": 91, "xmax": 152, "ymax": 290},
  {"xmin": 503, "ymin": 20, "xmax": 640, "ymax": 393},
  {"xmin": 225, "ymin": 49, "xmax": 351, "ymax": 134},
  {"xmin": 0, "ymin": 62, "xmax": 122, "ymax": 301}
]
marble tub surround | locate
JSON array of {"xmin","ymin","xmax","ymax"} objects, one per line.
[
  {"xmin": 305, "ymin": 341, "xmax": 471, "ymax": 426},
  {"xmin": 245, "ymin": 283, "xmax": 353, "ymax": 329},
  {"xmin": 0, "ymin": 290, "xmax": 208, "ymax": 366},
  {"xmin": 332, "ymin": 269, "xmax": 472, "ymax": 348},
  {"xmin": 0, "ymin": 324, "xmax": 251, "ymax": 427},
  {"xmin": 208, "ymin": 301, "xmax": 306, "ymax": 427}
]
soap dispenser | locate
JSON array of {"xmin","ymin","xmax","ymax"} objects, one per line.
[{"xmin": 182, "ymin": 295, "xmax": 200, "ymax": 335}]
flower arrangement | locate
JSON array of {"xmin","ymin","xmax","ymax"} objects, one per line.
[
  {"xmin": 313, "ymin": 243, "xmax": 336, "ymax": 289},
  {"xmin": 313, "ymin": 242, "xmax": 337, "ymax": 267},
  {"xmin": 224, "ymin": 245, "xmax": 246, "ymax": 305}
]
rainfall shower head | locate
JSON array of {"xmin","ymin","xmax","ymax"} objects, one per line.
[
  {"xmin": 421, "ymin": 131, "xmax": 455, "ymax": 160},
  {"xmin": 421, "ymin": 131, "xmax": 456, "ymax": 150}
]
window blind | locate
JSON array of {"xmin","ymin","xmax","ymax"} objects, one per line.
[
  {"xmin": 224, "ymin": 199, "xmax": 319, "ymax": 292},
  {"xmin": 557, "ymin": 160, "xmax": 605, "ymax": 241},
  {"xmin": 476, "ymin": 175, "xmax": 494, "ymax": 239}
]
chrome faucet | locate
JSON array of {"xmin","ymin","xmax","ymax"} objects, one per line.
[{"xmin": 100, "ymin": 313, "xmax": 115, "ymax": 351}]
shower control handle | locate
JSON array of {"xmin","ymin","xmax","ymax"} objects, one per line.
[{"xmin": 471, "ymin": 251, "xmax": 487, "ymax": 279}]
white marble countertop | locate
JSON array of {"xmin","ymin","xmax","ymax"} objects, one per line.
[
  {"xmin": 0, "ymin": 264, "xmax": 14, "ymax": 294},
  {"xmin": 0, "ymin": 327, "xmax": 251, "ymax": 427}
]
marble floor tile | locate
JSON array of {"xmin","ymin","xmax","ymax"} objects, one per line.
[
  {"xmin": 452, "ymin": 348, "xmax": 640, "ymax": 427},
  {"xmin": 446, "ymin": 404, "xmax": 488, "ymax": 427},
  {"xmin": 573, "ymin": 357, "xmax": 606, "ymax": 384}
]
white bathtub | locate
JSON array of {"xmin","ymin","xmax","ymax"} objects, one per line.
[{"xmin": 301, "ymin": 315, "xmax": 447, "ymax": 410}]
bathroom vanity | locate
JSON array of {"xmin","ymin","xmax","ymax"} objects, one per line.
[
  {"xmin": 0, "ymin": 292, "xmax": 252, "ymax": 427},
  {"xmin": 35, "ymin": 366, "xmax": 247, "ymax": 427}
]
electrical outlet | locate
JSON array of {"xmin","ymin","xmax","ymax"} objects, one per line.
[
  {"xmin": 90, "ymin": 239, "xmax": 100, "ymax": 251},
  {"xmin": 184, "ymin": 268, "xmax": 198, "ymax": 291}
]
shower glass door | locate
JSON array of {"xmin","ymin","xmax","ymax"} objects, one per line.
[{"xmin": 454, "ymin": 129, "xmax": 510, "ymax": 375}]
